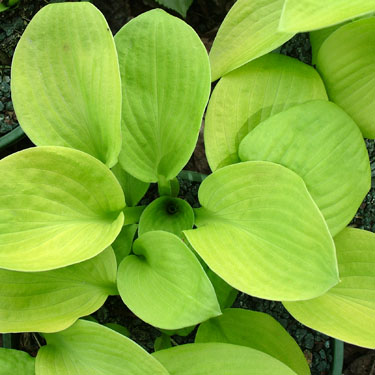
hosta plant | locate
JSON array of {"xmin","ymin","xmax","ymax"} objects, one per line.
[{"xmin": 0, "ymin": 1, "xmax": 375, "ymax": 374}]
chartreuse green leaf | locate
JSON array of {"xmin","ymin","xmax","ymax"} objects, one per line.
[
  {"xmin": 206, "ymin": 269, "xmax": 238, "ymax": 309},
  {"xmin": 316, "ymin": 17, "xmax": 375, "ymax": 139},
  {"xmin": 36, "ymin": 320, "xmax": 169, "ymax": 375},
  {"xmin": 111, "ymin": 224, "xmax": 138, "ymax": 264},
  {"xmin": 0, "ymin": 348, "xmax": 35, "ymax": 375},
  {"xmin": 205, "ymin": 54, "xmax": 327, "ymax": 171},
  {"xmin": 115, "ymin": 10, "xmax": 210, "ymax": 183},
  {"xmin": 111, "ymin": 164, "xmax": 149, "ymax": 207},
  {"xmin": 184, "ymin": 161, "xmax": 339, "ymax": 301},
  {"xmin": 0, "ymin": 146, "xmax": 124, "ymax": 272},
  {"xmin": 11, "ymin": 3, "xmax": 121, "ymax": 167},
  {"xmin": 239, "ymin": 100, "xmax": 371, "ymax": 237},
  {"xmin": 279, "ymin": 0, "xmax": 375, "ymax": 32},
  {"xmin": 0, "ymin": 248, "xmax": 117, "ymax": 333},
  {"xmin": 139, "ymin": 197, "xmax": 194, "ymax": 237},
  {"xmin": 284, "ymin": 228, "xmax": 375, "ymax": 349},
  {"xmin": 155, "ymin": 0, "xmax": 193, "ymax": 17},
  {"xmin": 209, "ymin": 0, "xmax": 294, "ymax": 81},
  {"xmin": 153, "ymin": 343, "xmax": 298, "ymax": 374},
  {"xmin": 195, "ymin": 309, "xmax": 309, "ymax": 375},
  {"xmin": 117, "ymin": 231, "xmax": 221, "ymax": 329},
  {"xmin": 154, "ymin": 334, "xmax": 172, "ymax": 352}
]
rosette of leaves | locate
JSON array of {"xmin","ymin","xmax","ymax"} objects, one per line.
[{"xmin": 1, "ymin": 1, "xmax": 375, "ymax": 373}]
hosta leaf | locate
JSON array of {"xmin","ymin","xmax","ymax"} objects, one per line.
[
  {"xmin": 111, "ymin": 164, "xmax": 149, "ymax": 207},
  {"xmin": 205, "ymin": 54, "xmax": 327, "ymax": 171},
  {"xmin": 0, "ymin": 146, "xmax": 124, "ymax": 272},
  {"xmin": 279, "ymin": 0, "xmax": 375, "ymax": 32},
  {"xmin": 284, "ymin": 228, "xmax": 375, "ymax": 349},
  {"xmin": 0, "ymin": 348, "xmax": 35, "ymax": 375},
  {"xmin": 111, "ymin": 224, "xmax": 138, "ymax": 264},
  {"xmin": 117, "ymin": 231, "xmax": 220, "ymax": 329},
  {"xmin": 36, "ymin": 320, "xmax": 169, "ymax": 375},
  {"xmin": 11, "ymin": 3, "xmax": 121, "ymax": 167},
  {"xmin": 115, "ymin": 10, "xmax": 210, "ymax": 183},
  {"xmin": 209, "ymin": 0, "xmax": 294, "ymax": 81},
  {"xmin": 184, "ymin": 161, "xmax": 339, "ymax": 301},
  {"xmin": 195, "ymin": 308, "xmax": 309, "ymax": 375},
  {"xmin": 206, "ymin": 269, "xmax": 238, "ymax": 309},
  {"xmin": 0, "ymin": 248, "xmax": 117, "ymax": 333},
  {"xmin": 139, "ymin": 197, "xmax": 194, "ymax": 237},
  {"xmin": 153, "ymin": 343, "xmax": 298, "ymax": 374},
  {"xmin": 239, "ymin": 100, "xmax": 371, "ymax": 236},
  {"xmin": 154, "ymin": 334, "xmax": 172, "ymax": 352},
  {"xmin": 316, "ymin": 17, "xmax": 375, "ymax": 138},
  {"xmin": 155, "ymin": 0, "xmax": 194, "ymax": 17}
]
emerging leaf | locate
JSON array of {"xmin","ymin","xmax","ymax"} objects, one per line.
[
  {"xmin": 279, "ymin": 0, "xmax": 375, "ymax": 32},
  {"xmin": 184, "ymin": 161, "xmax": 339, "ymax": 301},
  {"xmin": 205, "ymin": 54, "xmax": 327, "ymax": 172},
  {"xmin": 139, "ymin": 197, "xmax": 194, "ymax": 237},
  {"xmin": 36, "ymin": 320, "xmax": 169, "ymax": 375},
  {"xmin": 111, "ymin": 224, "xmax": 138, "ymax": 265},
  {"xmin": 209, "ymin": 0, "xmax": 294, "ymax": 81},
  {"xmin": 115, "ymin": 9, "xmax": 210, "ymax": 183},
  {"xmin": 0, "ymin": 348, "xmax": 35, "ymax": 375},
  {"xmin": 0, "ymin": 248, "xmax": 117, "ymax": 333},
  {"xmin": 0, "ymin": 146, "xmax": 124, "ymax": 272},
  {"xmin": 239, "ymin": 100, "xmax": 371, "ymax": 236},
  {"xmin": 117, "ymin": 231, "xmax": 221, "ymax": 329},
  {"xmin": 11, "ymin": 3, "xmax": 122, "ymax": 167},
  {"xmin": 153, "ymin": 343, "xmax": 298, "ymax": 374},
  {"xmin": 196, "ymin": 308, "xmax": 310, "ymax": 375},
  {"xmin": 284, "ymin": 228, "xmax": 375, "ymax": 349},
  {"xmin": 316, "ymin": 17, "xmax": 375, "ymax": 138}
]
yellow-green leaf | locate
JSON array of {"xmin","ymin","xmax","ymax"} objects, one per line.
[
  {"xmin": 0, "ymin": 146, "xmax": 124, "ymax": 272},
  {"xmin": 284, "ymin": 228, "xmax": 375, "ymax": 349},
  {"xmin": 11, "ymin": 3, "xmax": 121, "ymax": 167}
]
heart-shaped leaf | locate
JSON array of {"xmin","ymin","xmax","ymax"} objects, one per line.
[
  {"xmin": 11, "ymin": 3, "xmax": 122, "ymax": 167},
  {"xmin": 239, "ymin": 100, "xmax": 371, "ymax": 236},
  {"xmin": 209, "ymin": 0, "xmax": 294, "ymax": 81},
  {"xmin": 316, "ymin": 17, "xmax": 375, "ymax": 138},
  {"xmin": 284, "ymin": 228, "xmax": 375, "ymax": 349},
  {"xmin": 195, "ymin": 308, "xmax": 309, "ymax": 375},
  {"xmin": 36, "ymin": 319, "xmax": 169, "ymax": 375},
  {"xmin": 0, "ymin": 348, "xmax": 35, "ymax": 375},
  {"xmin": 139, "ymin": 197, "xmax": 194, "ymax": 237},
  {"xmin": 152, "ymin": 343, "xmax": 298, "ymax": 374},
  {"xmin": 115, "ymin": 9, "xmax": 210, "ymax": 183},
  {"xmin": 117, "ymin": 231, "xmax": 221, "ymax": 329},
  {"xmin": 205, "ymin": 53, "xmax": 327, "ymax": 171},
  {"xmin": 0, "ymin": 248, "xmax": 117, "ymax": 333},
  {"xmin": 184, "ymin": 161, "xmax": 339, "ymax": 301},
  {"xmin": 0, "ymin": 146, "xmax": 124, "ymax": 271},
  {"xmin": 279, "ymin": 0, "xmax": 375, "ymax": 32}
]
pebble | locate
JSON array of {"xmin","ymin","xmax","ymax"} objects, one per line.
[
  {"xmin": 304, "ymin": 333, "xmax": 315, "ymax": 350},
  {"xmin": 0, "ymin": 101, "xmax": 3, "ymax": 112},
  {"xmin": 0, "ymin": 81, "xmax": 10, "ymax": 93}
]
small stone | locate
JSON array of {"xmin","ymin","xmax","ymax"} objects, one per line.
[
  {"xmin": 324, "ymin": 340, "xmax": 330, "ymax": 349},
  {"xmin": 319, "ymin": 349, "xmax": 326, "ymax": 359},
  {"xmin": 5, "ymin": 101, "xmax": 13, "ymax": 111},
  {"xmin": 0, "ymin": 101, "xmax": 4, "ymax": 112},
  {"xmin": 304, "ymin": 333, "xmax": 315, "ymax": 349},
  {"xmin": 0, "ymin": 82, "xmax": 10, "ymax": 93},
  {"xmin": 295, "ymin": 328, "xmax": 307, "ymax": 342}
]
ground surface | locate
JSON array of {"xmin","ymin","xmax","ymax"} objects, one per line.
[{"xmin": 0, "ymin": 1, "xmax": 374, "ymax": 374}]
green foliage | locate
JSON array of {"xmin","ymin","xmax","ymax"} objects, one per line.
[
  {"xmin": 117, "ymin": 231, "xmax": 221, "ymax": 329},
  {"xmin": 155, "ymin": 0, "xmax": 194, "ymax": 17},
  {"xmin": 195, "ymin": 308, "xmax": 310, "ymax": 375},
  {"xmin": 279, "ymin": 0, "xmax": 375, "ymax": 32},
  {"xmin": 0, "ymin": 348, "xmax": 35, "ymax": 375},
  {"xmin": 36, "ymin": 320, "xmax": 169, "ymax": 374},
  {"xmin": 11, "ymin": 3, "xmax": 122, "ymax": 167},
  {"xmin": 1, "ymin": 0, "xmax": 374, "ymax": 372}
]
